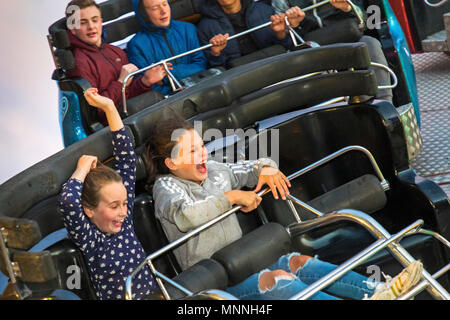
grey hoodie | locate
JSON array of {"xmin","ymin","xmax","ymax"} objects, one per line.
[{"xmin": 153, "ymin": 158, "xmax": 277, "ymax": 270}]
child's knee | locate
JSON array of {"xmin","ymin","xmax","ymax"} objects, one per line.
[
  {"xmin": 289, "ymin": 255, "xmax": 313, "ymax": 273},
  {"xmin": 259, "ymin": 270, "xmax": 294, "ymax": 292}
]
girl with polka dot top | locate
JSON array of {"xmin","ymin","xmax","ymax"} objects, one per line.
[{"xmin": 58, "ymin": 88, "xmax": 157, "ymax": 300}]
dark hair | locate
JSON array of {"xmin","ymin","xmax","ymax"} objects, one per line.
[
  {"xmin": 144, "ymin": 116, "xmax": 194, "ymax": 191},
  {"xmin": 65, "ymin": 0, "xmax": 101, "ymax": 19},
  {"xmin": 81, "ymin": 162, "xmax": 123, "ymax": 209}
]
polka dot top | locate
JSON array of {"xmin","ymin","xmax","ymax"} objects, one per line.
[{"xmin": 59, "ymin": 127, "xmax": 157, "ymax": 300}]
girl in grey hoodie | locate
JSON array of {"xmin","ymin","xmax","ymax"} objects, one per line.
[{"xmin": 145, "ymin": 117, "xmax": 423, "ymax": 300}]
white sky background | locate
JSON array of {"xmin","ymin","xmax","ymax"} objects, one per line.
[{"xmin": 0, "ymin": 0, "xmax": 107, "ymax": 184}]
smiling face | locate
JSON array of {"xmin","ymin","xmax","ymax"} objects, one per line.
[
  {"xmin": 142, "ymin": 0, "xmax": 171, "ymax": 28},
  {"xmin": 165, "ymin": 129, "xmax": 208, "ymax": 184},
  {"xmin": 83, "ymin": 182, "xmax": 128, "ymax": 234},
  {"xmin": 69, "ymin": 5, "xmax": 103, "ymax": 47}
]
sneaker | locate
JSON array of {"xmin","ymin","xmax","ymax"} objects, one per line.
[{"xmin": 369, "ymin": 260, "xmax": 423, "ymax": 300}]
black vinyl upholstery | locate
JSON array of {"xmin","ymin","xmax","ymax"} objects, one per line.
[
  {"xmin": 125, "ymin": 43, "xmax": 373, "ymax": 146},
  {"xmin": 212, "ymin": 223, "xmax": 292, "ymax": 286}
]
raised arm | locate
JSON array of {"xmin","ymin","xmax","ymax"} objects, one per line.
[
  {"xmin": 59, "ymin": 155, "xmax": 98, "ymax": 253},
  {"xmin": 84, "ymin": 89, "xmax": 137, "ymax": 207}
]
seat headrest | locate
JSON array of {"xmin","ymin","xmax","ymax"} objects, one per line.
[{"xmin": 212, "ymin": 222, "xmax": 292, "ymax": 286}]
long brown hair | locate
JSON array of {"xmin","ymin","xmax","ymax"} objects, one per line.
[
  {"xmin": 144, "ymin": 116, "xmax": 194, "ymax": 191},
  {"xmin": 81, "ymin": 163, "xmax": 123, "ymax": 209}
]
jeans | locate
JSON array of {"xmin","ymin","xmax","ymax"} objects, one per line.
[{"xmin": 226, "ymin": 252, "xmax": 379, "ymax": 300}]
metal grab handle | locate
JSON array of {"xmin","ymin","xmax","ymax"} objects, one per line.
[
  {"xmin": 287, "ymin": 209, "xmax": 450, "ymax": 300},
  {"xmin": 121, "ymin": 0, "xmax": 366, "ymax": 113},
  {"xmin": 125, "ymin": 145, "xmax": 386, "ymax": 299},
  {"xmin": 424, "ymin": 0, "xmax": 448, "ymax": 7},
  {"xmin": 289, "ymin": 218, "xmax": 425, "ymax": 300},
  {"xmin": 397, "ymin": 263, "xmax": 450, "ymax": 300},
  {"xmin": 371, "ymin": 62, "xmax": 398, "ymax": 90},
  {"xmin": 347, "ymin": 0, "xmax": 365, "ymax": 29}
]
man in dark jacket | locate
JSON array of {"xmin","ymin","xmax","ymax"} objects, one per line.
[
  {"xmin": 197, "ymin": 0, "xmax": 304, "ymax": 68},
  {"xmin": 65, "ymin": 0, "xmax": 167, "ymax": 125},
  {"xmin": 272, "ymin": 0, "xmax": 393, "ymax": 102},
  {"xmin": 127, "ymin": 0, "xmax": 207, "ymax": 95}
]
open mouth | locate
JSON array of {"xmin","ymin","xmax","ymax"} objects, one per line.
[
  {"xmin": 196, "ymin": 163, "xmax": 207, "ymax": 174},
  {"xmin": 87, "ymin": 32, "xmax": 97, "ymax": 38},
  {"xmin": 112, "ymin": 217, "xmax": 125, "ymax": 228}
]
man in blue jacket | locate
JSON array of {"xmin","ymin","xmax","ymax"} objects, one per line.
[
  {"xmin": 127, "ymin": 0, "xmax": 207, "ymax": 95},
  {"xmin": 197, "ymin": 0, "xmax": 304, "ymax": 68}
]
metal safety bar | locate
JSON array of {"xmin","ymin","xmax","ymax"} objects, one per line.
[
  {"xmin": 125, "ymin": 204, "xmax": 245, "ymax": 299},
  {"xmin": 0, "ymin": 228, "xmax": 16, "ymax": 285},
  {"xmin": 125, "ymin": 145, "xmax": 449, "ymax": 300},
  {"xmin": 286, "ymin": 209, "xmax": 450, "ymax": 300},
  {"xmin": 396, "ymin": 228, "xmax": 450, "ymax": 300},
  {"xmin": 125, "ymin": 145, "xmax": 388, "ymax": 299},
  {"xmin": 371, "ymin": 62, "xmax": 398, "ymax": 90},
  {"xmin": 289, "ymin": 217, "xmax": 424, "ymax": 300},
  {"xmin": 121, "ymin": 0, "xmax": 364, "ymax": 113},
  {"xmin": 282, "ymin": 145, "xmax": 389, "ymax": 191},
  {"xmin": 398, "ymin": 263, "xmax": 450, "ymax": 300}
]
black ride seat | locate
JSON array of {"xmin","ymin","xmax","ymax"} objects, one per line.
[{"xmin": 47, "ymin": 0, "xmax": 300, "ymax": 145}]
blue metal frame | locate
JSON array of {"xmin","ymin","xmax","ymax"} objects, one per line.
[
  {"xmin": 382, "ymin": 0, "xmax": 421, "ymax": 126},
  {"xmin": 58, "ymin": 90, "xmax": 87, "ymax": 147}
]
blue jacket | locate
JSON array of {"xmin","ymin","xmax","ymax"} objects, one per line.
[
  {"xmin": 197, "ymin": 0, "xmax": 292, "ymax": 67},
  {"xmin": 127, "ymin": 0, "xmax": 207, "ymax": 95}
]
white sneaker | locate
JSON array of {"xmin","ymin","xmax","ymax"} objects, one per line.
[{"xmin": 369, "ymin": 260, "xmax": 423, "ymax": 300}]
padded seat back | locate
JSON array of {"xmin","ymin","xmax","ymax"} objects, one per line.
[
  {"xmin": 157, "ymin": 258, "xmax": 229, "ymax": 300},
  {"xmin": 0, "ymin": 236, "xmax": 98, "ymax": 300},
  {"xmin": 212, "ymin": 223, "xmax": 292, "ymax": 286}
]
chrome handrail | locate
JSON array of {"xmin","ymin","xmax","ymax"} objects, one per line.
[
  {"xmin": 347, "ymin": 0, "xmax": 365, "ymax": 29},
  {"xmin": 120, "ymin": 0, "xmax": 367, "ymax": 114},
  {"xmin": 287, "ymin": 209, "xmax": 450, "ymax": 300},
  {"xmin": 371, "ymin": 62, "xmax": 398, "ymax": 90},
  {"xmin": 424, "ymin": 0, "xmax": 448, "ymax": 7},
  {"xmin": 418, "ymin": 228, "xmax": 450, "ymax": 248},
  {"xmin": 283, "ymin": 145, "xmax": 389, "ymax": 189},
  {"xmin": 397, "ymin": 263, "xmax": 450, "ymax": 300},
  {"xmin": 125, "ymin": 145, "xmax": 387, "ymax": 299},
  {"xmin": 289, "ymin": 217, "xmax": 424, "ymax": 300}
]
